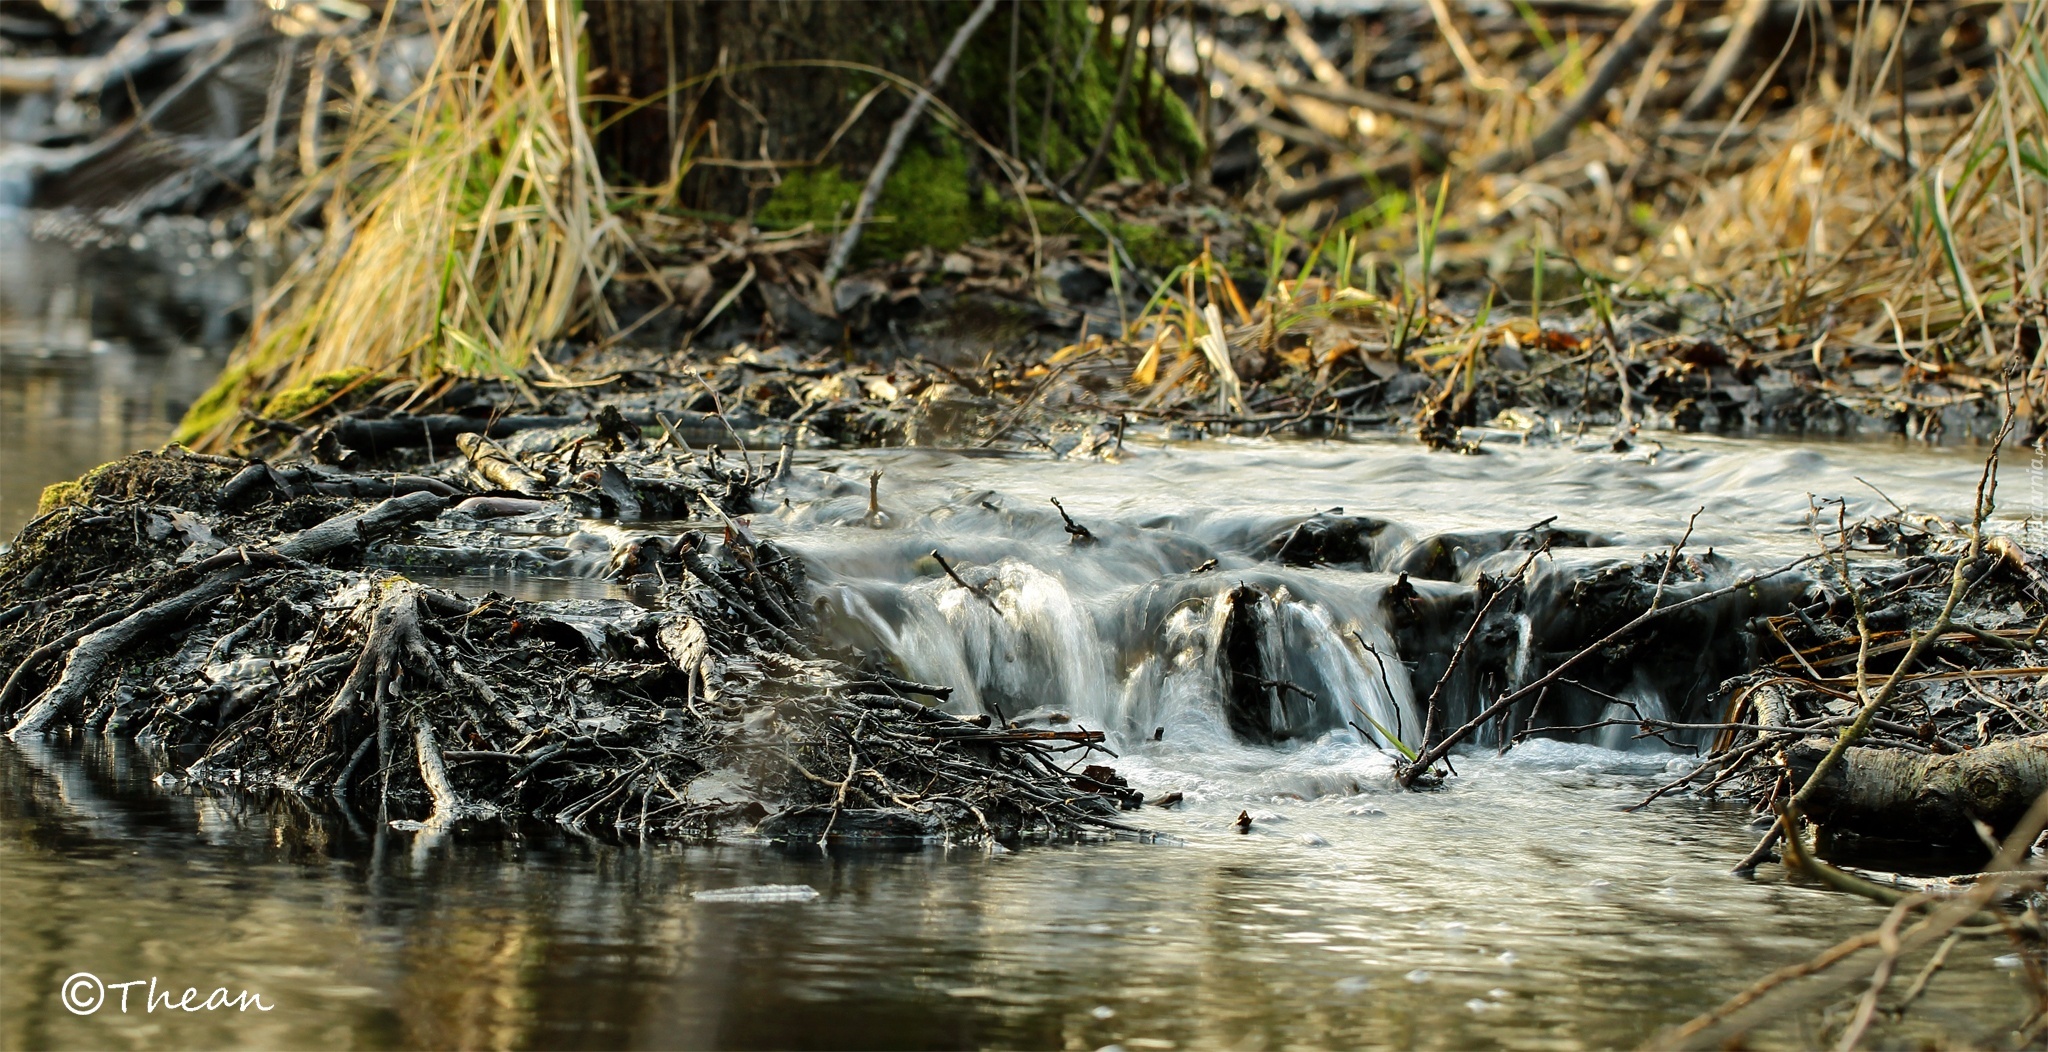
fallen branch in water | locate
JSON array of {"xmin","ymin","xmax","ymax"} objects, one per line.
[
  {"xmin": 1414, "ymin": 543, "xmax": 1549, "ymax": 759},
  {"xmin": 1656, "ymin": 791, "xmax": 2048, "ymax": 1050}
]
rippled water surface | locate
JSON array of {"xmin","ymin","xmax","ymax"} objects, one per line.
[{"xmin": 4, "ymin": 734, "xmax": 2032, "ymax": 1051}]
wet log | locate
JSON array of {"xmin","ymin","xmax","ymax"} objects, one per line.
[
  {"xmin": 452, "ymin": 496, "xmax": 552, "ymax": 518},
  {"xmin": 330, "ymin": 414, "xmax": 583, "ymax": 454},
  {"xmin": 1787, "ymin": 734, "xmax": 2048, "ymax": 847},
  {"xmin": 220, "ymin": 461, "xmax": 460, "ymax": 504},
  {"xmin": 456, "ymin": 433, "xmax": 545, "ymax": 496}
]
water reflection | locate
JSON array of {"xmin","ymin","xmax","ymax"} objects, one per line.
[
  {"xmin": 2, "ymin": 737, "xmax": 2027, "ymax": 1051},
  {"xmin": 0, "ymin": 211, "xmax": 243, "ymax": 536}
]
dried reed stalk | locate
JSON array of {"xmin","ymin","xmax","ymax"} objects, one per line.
[{"xmin": 181, "ymin": 0, "xmax": 621, "ymax": 450}]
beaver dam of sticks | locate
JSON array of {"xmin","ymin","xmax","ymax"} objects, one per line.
[{"xmin": 2, "ymin": 376, "xmax": 2044, "ymax": 871}]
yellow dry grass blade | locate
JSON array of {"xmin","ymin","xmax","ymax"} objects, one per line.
[
  {"xmin": 1653, "ymin": 1, "xmax": 2045, "ymax": 362},
  {"xmin": 179, "ymin": 0, "xmax": 622, "ymax": 450}
]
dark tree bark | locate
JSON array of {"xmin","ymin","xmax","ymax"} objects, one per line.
[{"xmin": 581, "ymin": 0, "xmax": 1201, "ymax": 216}]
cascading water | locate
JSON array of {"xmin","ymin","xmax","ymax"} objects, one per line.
[
  {"xmin": 386, "ymin": 436, "xmax": 2009, "ymax": 802},
  {"xmin": 750, "ymin": 443, "xmax": 1830, "ymax": 798},
  {"xmin": 788, "ymin": 474, "xmax": 1428, "ymax": 755}
]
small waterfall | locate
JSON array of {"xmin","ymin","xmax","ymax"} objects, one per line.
[
  {"xmin": 808, "ymin": 535, "xmax": 1426, "ymax": 755},
  {"xmin": 1597, "ymin": 675, "xmax": 1675, "ymax": 753},
  {"xmin": 772, "ymin": 460, "xmax": 1805, "ymax": 764}
]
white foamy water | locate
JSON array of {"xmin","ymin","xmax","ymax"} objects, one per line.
[{"xmin": 759, "ymin": 433, "xmax": 2011, "ymax": 771}]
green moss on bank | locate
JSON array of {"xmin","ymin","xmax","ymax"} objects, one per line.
[
  {"xmin": 759, "ymin": 144, "xmax": 1007, "ymax": 263},
  {"xmin": 260, "ymin": 367, "xmax": 374, "ymax": 421},
  {"xmin": 758, "ymin": 142, "xmax": 1204, "ymax": 275},
  {"xmin": 176, "ymin": 365, "xmax": 375, "ymax": 448},
  {"xmin": 37, "ymin": 481, "xmax": 84, "ymax": 515},
  {"xmin": 33, "ymin": 452, "xmax": 225, "ymax": 518},
  {"xmin": 175, "ymin": 361, "xmax": 256, "ymax": 447},
  {"xmin": 753, "ymin": 1, "xmax": 1204, "ymax": 267}
]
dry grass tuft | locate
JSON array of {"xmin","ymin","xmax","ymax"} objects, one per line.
[{"xmin": 179, "ymin": 0, "xmax": 622, "ymax": 450}]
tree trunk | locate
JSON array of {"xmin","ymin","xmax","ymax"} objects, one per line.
[{"xmin": 582, "ymin": 0, "xmax": 1202, "ymax": 218}]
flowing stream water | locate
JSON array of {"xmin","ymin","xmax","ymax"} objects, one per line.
[{"xmin": 2, "ymin": 220, "xmax": 2039, "ymax": 1049}]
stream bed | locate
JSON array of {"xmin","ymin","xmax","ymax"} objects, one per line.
[{"xmin": 2, "ymin": 216, "xmax": 2039, "ymax": 1049}]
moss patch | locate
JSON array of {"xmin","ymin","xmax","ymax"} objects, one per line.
[
  {"xmin": 37, "ymin": 481, "xmax": 84, "ymax": 516},
  {"xmin": 31, "ymin": 450, "xmax": 242, "ymax": 521},
  {"xmin": 1019, "ymin": 199, "xmax": 1200, "ymax": 274},
  {"xmin": 174, "ymin": 361, "xmax": 256, "ymax": 447},
  {"xmin": 260, "ymin": 367, "xmax": 375, "ymax": 421},
  {"xmin": 759, "ymin": 144, "xmax": 1005, "ymax": 264},
  {"xmin": 760, "ymin": 141, "xmax": 1205, "ymax": 275}
]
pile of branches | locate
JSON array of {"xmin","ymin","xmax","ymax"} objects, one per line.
[
  {"xmin": 0, "ymin": 441, "xmax": 1136, "ymax": 843},
  {"xmin": 1648, "ymin": 507, "xmax": 2048, "ymax": 849}
]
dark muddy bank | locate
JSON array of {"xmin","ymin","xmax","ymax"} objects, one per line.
[{"xmin": 2, "ymin": 443, "xmax": 1142, "ymax": 843}]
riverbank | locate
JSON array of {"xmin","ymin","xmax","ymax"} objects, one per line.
[{"xmin": 7, "ymin": 2, "xmax": 2038, "ymax": 463}]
